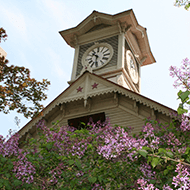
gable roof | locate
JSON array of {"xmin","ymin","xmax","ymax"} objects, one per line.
[{"xmin": 18, "ymin": 71, "xmax": 177, "ymax": 138}]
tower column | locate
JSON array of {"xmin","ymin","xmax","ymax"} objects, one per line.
[{"xmin": 117, "ymin": 33, "xmax": 125, "ymax": 69}]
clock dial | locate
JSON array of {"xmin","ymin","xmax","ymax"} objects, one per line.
[
  {"xmin": 82, "ymin": 43, "xmax": 113, "ymax": 71},
  {"xmin": 85, "ymin": 46, "xmax": 111, "ymax": 68},
  {"xmin": 126, "ymin": 50, "xmax": 139, "ymax": 84}
]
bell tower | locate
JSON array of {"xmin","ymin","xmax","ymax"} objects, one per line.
[{"xmin": 59, "ymin": 10, "xmax": 155, "ymax": 93}]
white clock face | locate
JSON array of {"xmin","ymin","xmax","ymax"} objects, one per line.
[
  {"xmin": 82, "ymin": 43, "xmax": 113, "ymax": 70},
  {"xmin": 126, "ymin": 50, "xmax": 139, "ymax": 84},
  {"xmin": 86, "ymin": 46, "xmax": 110, "ymax": 68}
]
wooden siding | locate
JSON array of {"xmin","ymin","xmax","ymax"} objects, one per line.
[{"xmin": 105, "ymin": 107, "xmax": 144, "ymax": 134}]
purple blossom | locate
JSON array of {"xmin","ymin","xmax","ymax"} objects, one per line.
[{"xmin": 172, "ymin": 163, "xmax": 190, "ymax": 189}]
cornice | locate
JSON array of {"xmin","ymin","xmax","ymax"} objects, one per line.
[{"xmin": 18, "ymin": 72, "xmax": 178, "ymax": 139}]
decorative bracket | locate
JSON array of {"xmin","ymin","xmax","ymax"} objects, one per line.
[
  {"xmin": 117, "ymin": 21, "xmax": 128, "ymax": 34},
  {"xmin": 84, "ymin": 75, "xmax": 89, "ymax": 107},
  {"xmin": 59, "ymin": 103, "xmax": 66, "ymax": 116},
  {"xmin": 43, "ymin": 118, "xmax": 49, "ymax": 124},
  {"xmin": 85, "ymin": 98, "xmax": 92, "ymax": 112},
  {"xmin": 114, "ymin": 93, "xmax": 119, "ymax": 106},
  {"xmin": 125, "ymin": 24, "xmax": 132, "ymax": 33},
  {"xmin": 151, "ymin": 110, "xmax": 156, "ymax": 120},
  {"xmin": 117, "ymin": 21, "xmax": 122, "ymax": 34},
  {"xmin": 25, "ymin": 132, "xmax": 32, "ymax": 141},
  {"xmin": 136, "ymin": 27, "xmax": 144, "ymax": 38},
  {"xmin": 93, "ymin": 15, "xmax": 98, "ymax": 22},
  {"xmin": 140, "ymin": 56, "xmax": 147, "ymax": 65},
  {"xmin": 133, "ymin": 101, "xmax": 139, "ymax": 115},
  {"xmin": 73, "ymin": 34, "xmax": 78, "ymax": 46}
]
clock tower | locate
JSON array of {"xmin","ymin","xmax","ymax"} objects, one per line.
[
  {"xmin": 19, "ymin": 10, "xmax": 176, "ymax": 144},
  {"xmin": 59, "ymin": 10, "xmax": 155, "ymax": 93}
]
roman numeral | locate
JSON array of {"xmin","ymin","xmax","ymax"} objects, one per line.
[
  {"xmin": 89, "ymin": 60, "xmax": 93, "ymax": 64},
  {"xmin": 102, "ymin": 57, "xmax": 108, "ymax": 60},
  {"xmin": 90, "ymin": 62, "xmax": 94, "ymax": 67},
  {"xmin": 97, "ymin": 47, "xmax": 99, "ymax": 52},
  {"xmin": 103, "ymin": 53, "xmax": 110, "ymax": 56},
  {"xmin": 103, "ymin": 48, "xmax": 109, "ymax": 54},
  {"xmin": 101, "ymin": 47, "xmax": 105, "ymax": 52},
  {"xmin": 100, "ymin": 60, "xmax": 104, "ymax": 65}
]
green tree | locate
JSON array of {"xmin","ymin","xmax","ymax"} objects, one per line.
[
  {"xmin": 0, "ymin": 28, "xmax": 50, "ymax": 118},
  {"xmin": 174, "ymin": 0, "xmax": 190, "ymax": 10}
]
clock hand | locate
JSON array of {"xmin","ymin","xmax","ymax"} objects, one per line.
[{"xmin": 95, "ymin": 54, "xmax": 99, "ymax": 67}]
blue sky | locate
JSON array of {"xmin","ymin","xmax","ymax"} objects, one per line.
[{"xmin": 0, "ymin": 0, "xmax": 190, "ymax": 137}]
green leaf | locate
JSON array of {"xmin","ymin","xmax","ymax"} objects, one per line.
[
  {"xmin": 158, "ymin": 148, "xmax": 166, "ymax": 154},
  {"xmin": 88, "ymin": 176, "xmax": 97, "ymax": 184},
  {"xmin": 46, "ymin": 143, "xmax": 53, "ymax": 150},
  {"xmin": 167, "ymin": 165, "xmax": 174, "ymax": 170},
  {"xmin": 178, "ymin": 90, "xmax": 190, "ymax": 103},
  {"xmin": 151, "ymin": 157, "xmax": 159, "ymax": 168},
  {"xmin": 164, "ymin": 169, "xmax": 169, "ymax": 175},
  {"xmin": 149, "ymin": 179, "xmax": 156, "ymax": 184},
  {"xmin": 80, "ymin": 122, "xmax": 86, "ymax": 126},
  {"xmin": 185, "ymin": 147, "xmax": 190, "ymax": 155},
  {"xmin": 68, "ymin": 160, "xmax": 74, "ymax": 166},
  {"xmin": 13, "ymin": 179, "xmax": 22, "ymax": 186},
  {"xmin": 142, "ymin": 146, "xmax": 150, "ymax": 151},
  {"xmin": 5, "ymin": 173, "xmax": 11, "ymax": 178},
  {"xmin": 147, "ymin": 156, "xmax": 152, "ymax": 164},
  {"xmin": 185, "ymin": 3, "xmax": 190, "ymax": 10},
  {"xmin": 98, "ymin": 176, "xmax": 103, "ymax": 182},
  {"xmin": 4, "ymin": 180, "xmax": 11, "ymax": 190},
  {"xmin": 138, "ymin": 149, "xmax": 148, "ymax": 158},
  {"xmin": 98, "ymin": 159, "xmax": 104, "ymax": 164},
  {"xmin": 61, "ymin": 156, "xmax": 68, "ymax": 161},
  {"xmin": 166, "ymin": 151, "xmax": 173, "ymax": 158},
  {"xmin": 87, "ymin": 144, "xmax": 93, "ymax": 150},
  {"xmin": 177, "ymin": 104, "xmax": 188, "ymax": 115},
  {"xmin": 177, "ymin": 90, "xmax": 183, "ymax": 98},
  {"xmin": 0, "ymin": 157, "xmax": 6, "ymax": 163},
  {"xmin": 75, "ymin": 160, "xmax": 81, "ymax": 169}
]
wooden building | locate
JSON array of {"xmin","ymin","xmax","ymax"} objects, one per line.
[{"xmin": 18, "ymin": 10, "xmax": 176, "ymax": 141}]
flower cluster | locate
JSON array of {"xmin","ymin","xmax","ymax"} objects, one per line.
[
  {"xmin": 172, "ymin": 163, "xmax": 190, "ymax": 189},
  {"xmin": 139, "ymin": 162, "xmax": 156, "ymax": 181},
  {"xmin": 137, "ymin": 178, "xmax": 158, "ymax": 190},
  {"xmin": 142, "ymin": 123, "xmax": 160, "ymax": 150},
  {"xmin": 169, "ymin": 58, "xmax": 190, "ymax": 89},
  {"xmin": 180, "ymin": 114, "xmax": 190, "ymax": 131},
  {"xmin": 0, "ymin": 133, "xmax": 35, "ymax": 186},
  {"xmin": 0, "ymin": 113, "xmax": 190, "ymax": 189}
]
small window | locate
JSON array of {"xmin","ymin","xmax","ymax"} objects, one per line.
[{"xmin": 68, "ymin": 112, "xmax": 105, "ymax": 129}]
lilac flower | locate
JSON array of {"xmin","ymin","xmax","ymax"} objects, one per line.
[
  {"xmin": 172, "ymin": 163, "xmax": 190, "ymax": 189},
  {"xmin": 137, "ymin": 178, "xmax": 159, "ymax": 190}
]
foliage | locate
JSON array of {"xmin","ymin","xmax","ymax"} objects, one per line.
[
  {"xmin": 0, "ymin": 28, "xmax": 7, "ymax": 43},
  {"xmin": 0, "ymin": 28, "xmax": 50, "ymax": 118},
  {"xmin": 169, "ymin": 58, "xmax": 190, "ymax": 115},
  {"xmin": 1, "ymin": 47, "xmax": 190, "ymax": 189},
  {"xmin": 174, "ymin": 0, "xmax": 190, "ymax": 10},
  {"xmin": 0, "ymin": 115, "xmax": 189, "ymax": 189}
]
